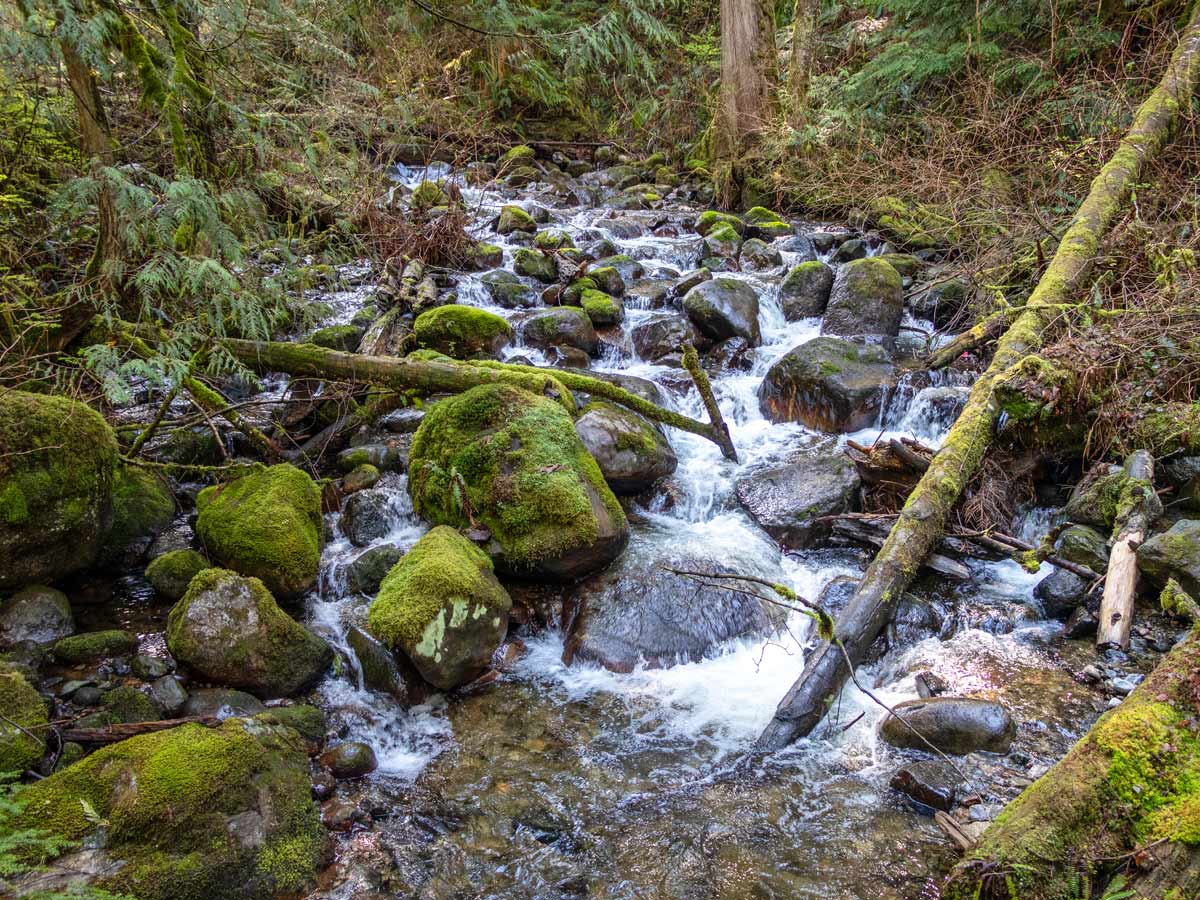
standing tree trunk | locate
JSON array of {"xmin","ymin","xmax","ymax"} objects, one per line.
[
  {"xmin": 756, "ymin": 0, "xmax": 1200, "ymax": 751},
  {"xmin": 715, "ymin": 0, "xmax": 778, "ymax": 204},
  {"xmin": 1096, "ymin": 450, "xmax": 1161, "ymax": 648},
  {"xmin": 788, "ymin": 0, "xmax": 818, "ymax": 124}
]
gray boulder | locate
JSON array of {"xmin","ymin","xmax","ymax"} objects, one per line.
[
  {"xmin": 344, "ymin": 544, "xmax": 405, "ymax": 595},
  {"xmin": 341, "ymin": 489, "xmax": 396, "ymax": 548},
  {"xmin": 1137, "ymin": 519, "xmax": 1200, "ymax": 596},
  {"xmin": 739, "ymin": 238, "xmax": 782, "ymax": 270},
  {"xmin": 682, "ymin": 278, "xmax": 761, "ymax": 346},
  {"xmin": 481, "ymin": 270, "xmax": 538, "ymax": 309},
  {"xmin": 879, "ymin": 697, "xmax": 1016, "ymax": 755},
  {"xmin": 821, "ymin": 257, "xmax": 904, "ymax": 340},
  {"xmin": 780, "ymin": 261, "xmax": 834, "ymax": 320},
  {"xmin": 631, "ymin": 313, "xmax": 701, "ymax": 364},
  {"xmin": 0, "ymin": 584, "xmax": 74, "ymax": 646},
  {"xmin": 574, "ymin": 402, "xmax": 678, "ymax": 494},
  {"xmin": 758, "ymin": 336, "xmax": 896, "ymax": 432},
  {"xmin": 520, "ymin": 307, "xmax": 599, "ymax": 355}
]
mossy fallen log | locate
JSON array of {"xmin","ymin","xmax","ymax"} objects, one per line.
[
  {"xmin": 757, "ymin": 1, "xmax": 1200, "ymax": 750},
  {"xmin": 941, "ymin": 624, "xmax": 1200, "ymax": 900}
]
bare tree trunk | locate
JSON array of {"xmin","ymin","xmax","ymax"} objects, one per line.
[
  {"xmin": 1096, "ymin": 450, "xmax": 1160, "ymax": 648},
  {"xmin": 716, "ymin": 0, "xmax": 778, "ymax": 202},
  {"xmin": 788, "ymin": 0, "xmax": 818, "ymax": 124},
  {"xmin": 757, "ymin": 1, "xmax": 1200, "ymax": 750}
]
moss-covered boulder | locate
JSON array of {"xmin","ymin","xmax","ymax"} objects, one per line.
[
  {"xmin": 702, "ymin": 221, "xmax": 743, "ymax": 259},
  {"xmin": 196, "ymin": 464, "xmax": 322, "ymax": 600},
  {"xmin": 496, "ymin": 204, "xmax": 537, "ymax": 235},
  {"xmin": 743, "ymin": 206, "xmax": 792, "ymax": 239},
  {"xmin": 408, "ymin": 384, "xmax": 629, "ymax": 579},
  {"xmin": 587, "ymin": 266, "xmax": 626, "ymax": 297},
  {"xmin": 520, "ymin": 307, "xmax": 599, "ymax": 355},
  {"xmin": 414, "ymin": 304, "xmax": 513, "ymax": 359},
  {"xmin": 682, "ymin": 277, "xmax": 761, "ymax": 346},
  {"xmin": 145, "ymin": 549, "xmax": 210, "ymax": 600},
  {"xmin": 410, "ymin": 179, "xmax": 447, "ymax": 210},
  {"xmin": 100, "ymin": 685, "xmax": 160, "ymax": 723},
  {"xmin": 581, "ymin": 289, "xmax": 624, "ymax": 327},
  {"xmin": 758, "ymin": 336, "xmax": 897, "ymax": 432},
  {"xmin": 534, "ymin": 229, "xmax": 575, "ymax": 251},
  {"xmin": 821, "ymin": 257, "xmax": 904, "ymax": 340},
  {"xmin": 0, "ymin": 665, "xmax": 47, "ymax": 772},
  {"xmin": 513, "ymin": 247, "xmax": 559, "ymax": 284},
  {"xmin": 1138, "ymin": 520, "xmax": 1200, "ymax": 597},
  {"xmin": 167, "ymin": 568, "xmax": 332, "ymax": 698},
  {"xmin": 1064, "ymin": 463, "xmax": 1126, "ymax": 530},
  {"xmin": 481, "ymin": 269, "xmax": 538, "ymax": 309},
  {"xmin": 780, "ymin": 260, "xmax": 834, "ymax": 320},
  {"xmin": 9, "ymin": 716, "xmax": 321, "ymax": 900},
  {"xmin": 0, "ymin": 390, "xmax": 119, "ymax": 591},
  {"xmin": 102, "ymin": 464, "xmax": 175, "ymax": 563},
  {"xmin": 573, "ymin": 402, "xmax": 677, "ymax": 495},
  {"xmin": 367, "ymin": 526, "xmax": 511, "ymax": 689},
  {"xmin": 53, "ymin": 629, "xmax": 138, "ymax": 663},
  {"xmin": 309, "ymin": 324, "xmax": 364, "ymax": 352},
  {"xmin": 694, "ymin": 210, "xmax": 746, "ymax": 237}
]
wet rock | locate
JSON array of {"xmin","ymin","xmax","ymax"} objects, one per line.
[
  {"xmin": 321, "ymin": 741, "xmax": 378, "ymax": 779},
  {"xmin": 682, "ymin": 277, "xmax": 761, "ymax": 346},
  {"xmin": 336, "ymin": 441, "xmax": 406, "ymax": 474},
  {"xmin": 701, "ymin": 222, "xmax": 742, "ymax": 260},
  {"xmin": 378, "ymin": 407, "xmax": 425, "ymax": 435},
  {"xmin": 346, "ymin": 625, "xmax": 421, "ymax": 704},
  {"xmin": 414, "ymin": 304, "xmax": 513, "ymax": 359},
  {"xmin": 563, "ymin": 534, "xmax": 782, "ymax": 672},
  {"xmin": 739, "ymin": 238, "xmax": 782, "ymax": 270},
  {"xmin": 1033, "ymin": 569, "xmax": 1089, "ymax": 619},
  {"xmin": 758, "ymin": 336, "xmax": 896, "ymax": 432},
  {"xmin": 821, "ymin": 257, "xmax": 904, "ymax": 340},
  {"xmin": 831, "ymin": 237, "xmax": 867, "ymax": 262},
  {"xmin": 180, "ymin": 687, "xmax": 266, "ymax": 719},
  {"xmin": 707, "ymin": 336, "xmax": 755, "ymax": 372},
  {"xmin": 734, "ymin": 440, "xmax": 860, "ymax": 549},
  {"xmin": 574, "ymin": 402, "xmax": 678, "ymax": 494},
  {"xmin": 1137, "ymin": 519, "xmax": 1200, "ymax": 596},
  {"xmin": 345, "ymin": 544, "xmax": 405, "ymax": 595},
  {"xmin": 131, "ymin": 654, "xmax": 171, "ymax": 680},
  {"xmin": 101, "ymin": 465, "xmax": 175, "ymax": 565},
  {"xmin": 0, "ymin": 667, "xmax": 48, "ymax": 773},
  {"xmin": 1055, "ymin": 525, "xmax": 1108, "ymax": 573},
  {"xmin": 6, "ymin": 717, "xmax": 321, "ymax": 900},
  {"xmin": 366, "ymin": 527, "xmax": 511, "ymax": 690},
  {"xmin": 890, "ymin": 760, "xmax": 961, "ymax": 812},
  {"xmin": 605, "ymin": 216, "xmax": 645, "ymax": 239},
  {"xmin": 342, "ymin": 489, "xmax": 396, "ymax": 548},
  {"xmin": 1063, "ymin": 463, "xmax": 1125, "ymax": 530},
  {"xmin": 513, "ymin": 248, "xmax": 558, "ymax": 284},
  {"xmin": 879, "ymin": 697, "xmax": 1016, "ymax": 755},
  {"xmin": 480, "ymin": 270, "xmax": 539, "ymax": 309},
  {"xmin": 196, "ymin": 463, "xmax": 323, "ymax": 600},
  {"xmin": 592, "ymin": 253, "xmax": 645, "ymax": 282},
  {"xmin": 0, "ymin": 584, "xmax": 74, "ymax": 646},
  {"xmin": 908, "ymin": 276, "xmax": 968, "ymax": 327},
  {"xmin": 497, "ymin": 205, "xmax": 537, "ymax": 235},
  {"xmin": 521, "ymin": 307, "xmax": 599, "ymax": 355},
  {"xmin": 167, "ymin": 568, "xmax": 333, "ymax": 698},
  {"xmin": 1063, "ymin": 605, "xmax": 1098, "ymax": 639},
  {"xmin": 581, "ymin": 290, "xmax": 624, "ymax": 327},
  {"xmin": 148, "ymin": 674, "xmax": 188, "ymax": 716},
  {"xmin": 144, "ymin": 548, "xmax": 210, "ymax": 600},
  {"xmin": 778, "ymin": 233, "xmax": 817, "ymax": 259},
  {"xmin": 631, "ymin": 313, "xmax": 701, "ymax": 364},
  {"xmin": 322, "ymin": 798, "xmax": 366, "ymax": 831},
  {"xmin": 694, "ymin": 210, "xmax": 746, "ymax": 237},
  {"xmin": 53, "ymin": 630, "xmax": 138, "ymax": 664},
  {"xmin": 888, "ymin": 596, "xmax": 947, "ymax": 648},
  {"xmin": 780, "ymin": 261, "xmax": 834, "ymax": 320},
  {"xmin": 673, "ymin": 268, "xmax": 711, "ymax": 296},
  {"xmin": 743, "ymin": 206, "xmax": 792, "ymax": 239},
  {"xmin": 588, "ymin": 266, "xmax": 626, "ymax": 297},
  {"xmin": 0, "ymin": 390, "xmax": 119, "ymax": 591},
  {"xmin": 343, "ymin": 463, "xmax": 381, "ymax": 494}
]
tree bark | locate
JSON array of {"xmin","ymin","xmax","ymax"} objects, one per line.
[
  {"xmin": 757, "ymin": 1, "xmax": 1200, "ymax": 751},
  {"xmin": 940, "ymin": 627, "xmax": 1200, "ymax": 900},
  {"xmin": 716, "ymin": 0, "xmax": 778, "ymax": 202},
  {"xmin": 788, "ymin": 0, "xmax": 818, "ymax": 124},
  {"xmin": 1097, "ymin": 450, "xmax": 1161, "ymax": 649}
]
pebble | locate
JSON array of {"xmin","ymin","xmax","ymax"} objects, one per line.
[{"xmin": 1109, "ymin": 676, "xmax": 1137, "ymax": 695}]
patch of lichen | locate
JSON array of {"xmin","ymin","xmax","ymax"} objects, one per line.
[
  {"xmin": 12, "ymin": 717, "xmax": 321, "ymax": 900},
  {"xmin": 413, "ymin": 305, "xmax": 513, "ymax": 359},
  {"xmin": 407, "ymin": 384, "xmax": 625, "ymax": 570},
  {"xmin": 0, "ymin": 666, "xmax": 47, "ymax": 772},
  {"xmin": 367, "ymin": 525, "xmax": 510, "ymax": 649},
  {"xmin": 195, "ymin": 463, "xmax": 322, "ymax": 599},
  {"xmin": 102, "ymin": 464, "xmax": 175, "ymax": 560}
]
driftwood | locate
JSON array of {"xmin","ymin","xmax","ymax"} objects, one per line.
[
  {"xmin": 1097, "ymin": 450, "xmax": 1162, "ymax": 648},
  {"xmin": 827, "ymin": 517, "xmax": 971, "ymax": 581},
  {"xmin": 59, "ymin": 715, "xmax": 220, "ymax": 744},
  {"xmin": 757, "ymin": 3, "xmax": 1200, "ymax": 749}
]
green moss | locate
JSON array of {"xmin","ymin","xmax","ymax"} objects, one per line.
[
  {"xmin": 411, "ymin": 179, "xmax": 447, "ymax": 210},
  {"xmin": 253, "ymin": 704, "xmax": 327, "ymax": 745},
  {"xmin": 580, "ymin": 289, "xmax": 623, "ymax": 326},
  {"xmin": 145, "ymin": 549, "xmax": 210, "ymax": 600},
  {"xmin": 0, "ymin": 390, "xmax": 119, "ymax": 590},
  {"xmin": 309, "ymin": 324, "xmax": 363, "ymax": 351},
  {"xmin": 103, "ymin": 464, "xmax": 175, "ymax": 560},
  {"xmin": 12, "ymin": 717, "xmax": 321, "ymax": 900},
  {"xmin": 695, "ymin": 210, "xmax": 745, "ymax": 236},
  {"xmin": 561, "ymin": 276, "xmax": 598, "ymax": 306},
  {"xmin": 498, "ymin": 144, "xmax": 536, "ymax": 169},
  {"xmin": 587, "ymin": 266, "xmax": 625, "ymax": 296},
  {"xmin": 0, "ymin": 666, "xmax": 46, "ymax": 772},
  {"xmin": 497, "ymin": 204, "xmax": 536, "ymax": 234},
  {"xmin": 407, "ymin": 384, "xmax": 626, "ymax": 572},
  {"xmin": 513, "ymin": 247, "xmax": 558, "ymax": 283},
  {"xmin": 367, "ymin": 525, "xmax": 509, "ymax": 648},
  {"xmin": 868, "ymin": 195, "xmax": 958, "ymax": 249},
  {"xmin": 195, "ymin": 464, "xmax": 322, "ymax": 600},
  {"xmin": 413, "ymin": 305, "xmax": 513, "ymax": 359},
  {"xmin": 100, "ymin": 685, "xmax": 160, "ymax": 723},
  {"xmin": 534, "ymin": 229, "xmax": 575, "ymax": 250},
  {"xmin": 743, "ymin": 206, "xmax": 783, "ymax": 225},
  {"xmin": 53, "ymin": 629, "xmax": 138, "ymax": 663}
]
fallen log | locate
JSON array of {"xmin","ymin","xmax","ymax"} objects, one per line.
[
  {"xmin": 940, "ymin": 623, "xmax": 1200, "ymax": 900},
  {"xmin": 59, "ymin": 715, "xmax": 220, "ymax": 744},
  {"xmin": 756, "ymin": 4, "xmax": 1200, "ymax": 751},
  {"xmin": 1097, "ymin": 450, "xmax": 1162, "ymax": 649},
  {"xmin": 828, "ymin": 517, "xmax": 971, "ymax": 581}
]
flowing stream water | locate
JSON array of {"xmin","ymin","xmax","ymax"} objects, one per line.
[{"xmin": 291, "ymin": 163, "xmax": 1106, "ymax": 900}]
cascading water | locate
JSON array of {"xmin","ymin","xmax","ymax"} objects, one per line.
[{"xmin": 297, "ymin": 163, "xmax": 1099, "ymax": 900}]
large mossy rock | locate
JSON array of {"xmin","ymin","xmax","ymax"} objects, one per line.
[
  {"xmin": 1137, "ymin": 519, "xmax": 1200, "ymax": 597},
  {"xmin": 682, "ymin": 277, "xmax": 761, "ymax": 346},
  {"xmin": 0, "ymin": 390, "xmax": 119, "ymax": 591},
  {"xmin": 196, "ymin": 464, "xmax": 322, "ymax": 600},
  {"xmin": 367, "ymin": 526, "xmax": 511, "ymax": 689},
  {"xmin": 821, "ymin": 257, "xmax": 904, "ymax": 340},
  {"xmin": 0, "ymin": 665, "xmax": 47, "ymax": 772},
  {"xmin": 167, "ymin": 568, "xmax": 332, "ymax": 698},
  {"xmin": 573, "ymin": 401, "xmax": 677, "ymax": 495},
  {"xmin": 780, "ymin": 260, "xmax": 834, "ymax": 320},
  {"xmin": 102, "ymin": 464, "xmax": 175, "ymax": 563},
  {"xmin": 520, "ymin": 306, "xmax": 599, "ymax": 355},
  {"xmin": 10, "ymin": 717, "xmax": 322, "ymax": 900},
  {"xmin": 758, "ymin": 336, "xmax": 896, "ymax": 432},
  {"xmin": 408, "ymin": 384, "xmax": 629, "ymax": 579},
  {"xmin": 414, "ymin": 304, "xmax": 513, "ymax": 359},
  {"xmin": 145, "ymin": 549, "xmax": 210, "ymax": 600}
]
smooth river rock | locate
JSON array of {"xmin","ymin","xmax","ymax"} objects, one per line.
[{"xmin": 879, "ymin": 697, "xmax": 1016, "ymax": 755}]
